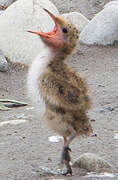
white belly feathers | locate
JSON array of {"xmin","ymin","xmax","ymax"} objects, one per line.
[{"xmin": 27, "ymin": 48, "xmax": 52, "ymax": 113}]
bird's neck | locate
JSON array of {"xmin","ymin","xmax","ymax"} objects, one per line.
[
  {"xmin": 50, "ymin": 48, "xmax": 69, "ymax": 64},
  {"xmin": 31, "ymin": 47, "xmax": 70, "ymax": 78},
  {"xmin": 46, "ymin": 49, "xmax": 70, "ymax": 72}
]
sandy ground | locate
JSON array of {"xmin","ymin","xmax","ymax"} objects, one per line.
[{"xmin": 1, "ymin": 0, "xmax": 118, "ymax": 179}]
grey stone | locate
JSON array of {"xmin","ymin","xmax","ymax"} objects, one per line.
[
  {"xmin": 104, "ymin": 1, "xmax": 118, "ymax": 8},
  {"xmin": 73, "ymin": 153, "xmax": 117, "ymax": 173},
  {"xmin": 79, "ymin": 2, "xmax": 118, "ymax": 45},
  {"xmin": 0, "ymin": 50, "xmax": 8, "ymax": 72}
]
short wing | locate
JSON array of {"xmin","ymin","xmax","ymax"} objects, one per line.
[{"xmin": 40, "ymin": 74, "xmax": 91, "ymax": 111}]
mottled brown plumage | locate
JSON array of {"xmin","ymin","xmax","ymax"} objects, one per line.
[
  {"xmin": 28, "ymin": 9, "xmax": 93, "ymax": 175},
  {"xmin": 40, "ymin": 62, "xmax": 92, "ymax": 137}
]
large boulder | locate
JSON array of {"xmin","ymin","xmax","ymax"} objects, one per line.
[
  {"xmin": 62, "ymin": 12, "xmax": 89, "ymax": 33},
  {"xmin": 79, "ymin": 1, "xmax": 118, "ymax": 45},
  {"xmin": 104, "ymin": 1, "xmax": 118, "ymax": 8},
  {"xmin": 0, "ymin": 0, "xmax": 59, "ymax": 64}
]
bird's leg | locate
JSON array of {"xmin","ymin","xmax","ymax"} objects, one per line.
[{"xmin": 61, "ymin": 132, "xmax": 77, "ymax": 176}]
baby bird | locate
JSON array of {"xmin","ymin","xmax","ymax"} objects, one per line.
[{"xmin": 28, "ymin": 9, "xmax": 93, "ymax": 175}]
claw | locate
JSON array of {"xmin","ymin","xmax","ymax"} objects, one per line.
[{"xmin": 62, "ymin": 164, "xmax": 72, "ymax": 176}]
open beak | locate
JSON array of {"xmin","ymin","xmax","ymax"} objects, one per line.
[{"xmin": 28, "ymin": 9, "xmax": 59, "ymax": 38}]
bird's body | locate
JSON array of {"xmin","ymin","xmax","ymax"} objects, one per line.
[
  {"xmin": 28, "ymin": 10, "xmax": 93, "ymax": 175},
  {"xmin": 28, "ymin": 46, "xmax": 92, "ymax": 137}
]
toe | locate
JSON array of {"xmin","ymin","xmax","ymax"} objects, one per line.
[{"xmin": 62, "ymin": 165, "xmax": 72, "ymax": 176}]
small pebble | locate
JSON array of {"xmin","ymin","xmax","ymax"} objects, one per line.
[
  {"xmin": 16, "ymin": 114, "xmax": 26, "ymax": 119},
  {"xmin": 0, "ymin": 50, "xmax": 8, "ymax": 72},
  {"xmin": 91, "ymin": 119, "xmax": 96, "ymax": 122},
  {"xmin": 25, "ymin": 107, "xmax": 35, "ymax": 111},
  {"xmin": 114, "ymin": 133, "xmax": 118, "ymax": 140},
  {"xmin": 0, "ymin": 10, "xmax": 4, "ymax": 15},
  {"xmin": 107, "ymin": 107, "xmax": 114, "ymax": 111},
  {"xmin": 22, "ymin": 136, "xmax": 26, "ymax": 139},
  {"xmin": 0, "ymin": 119, "xmax": 27, "ymax": 127},
  {"xmin": 99, "ymin": 109, "xmax": 106, "ymax": 113},
  {"xmin": 48, "ymin": 136, "xmax": 63, "ymax": 143},
  {"xmin": 91, "ymin": 133, "xmax": 97, "ymax": 137}
]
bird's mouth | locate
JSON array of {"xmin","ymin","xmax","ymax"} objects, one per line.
[{"xmin": 28, "ymin": 9, "xmax": 59, "ymax": 38}]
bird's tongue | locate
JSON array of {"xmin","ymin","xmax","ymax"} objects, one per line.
[{"xmin": 38, "ymin": 25, "xmax": 57, "ymax": 38}]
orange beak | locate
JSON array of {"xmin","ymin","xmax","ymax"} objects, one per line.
[{"xmin": 28, "ymin": 9, "xmax": 59, "ymax": 38}]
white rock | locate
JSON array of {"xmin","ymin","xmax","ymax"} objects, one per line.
[
  {"xmin": 62, "ymin": 12, "xmax": 89, "ymax": 33},
  {"xmin": 0, "ymin": 10, "xmax": 4, "ymax": 15},
  {"xmin": 48, "ymin": 136, "xmax": 63, "ymax": 143},
  {"xmin": 0, "ymin": 0, "xmax": 59, "ymax": 65},
  {"xmin": 0, "ymin": 0, "xmax": 17, "ymax": 8},
  {"xmin": 79, "ymin": 4, "xmax": 118, "ymax": 45},
  {"xmin": 73, "ymin": 153, "xmax": 116, "ymax": 173},
  {"xmin": 104, "ymin": 1, "xmax": 118, "ymax": 8}
]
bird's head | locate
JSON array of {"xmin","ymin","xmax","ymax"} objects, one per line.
[{"xmin": 28, "ymin": 9, "xmax": 79, "ymax": 55}]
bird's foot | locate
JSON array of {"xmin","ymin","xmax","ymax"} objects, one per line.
[
  {"xmin": 60, "ymin": 146, "xmax": 72, "ymax": 176},
  {"xmin": 62, "ymin": 163, "xmax": 72, "ymax": 176}
]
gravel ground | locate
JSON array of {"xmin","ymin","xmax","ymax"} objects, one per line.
[{"xmin": 0, "ymin": 0, "xmax": 118, "ymax": 179}]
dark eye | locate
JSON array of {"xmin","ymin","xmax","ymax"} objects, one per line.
[{"xmin": 62, "ymin": 27, "xmax": 68, "ymax": 33}]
